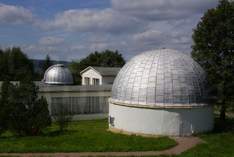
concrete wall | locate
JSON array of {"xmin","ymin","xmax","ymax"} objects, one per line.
[{"xmin": 109, "ymin": 103, "xmax": 214, "ymax": 136}]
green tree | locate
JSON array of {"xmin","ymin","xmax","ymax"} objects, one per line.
[
  {"xmin": 192, "ymin": 0, "xmax": 234, "ymax": 121},
  {"xmin": 0, "ymin": 47, "xmax": 34, "ymax": 81},
  {"xmin": 8, "ymin": 80, "xmax": 51, "ymax": 136},
  {"xmin": 42, "ymin": 54, "xmax": 52, "ymax": 73},
  {"xmin": 0, "ymin": 80, "xmax": 13, "ymax": 134},
  {"xmin": 0, "ymin": 50, "xmax": 9, "ymax": 81},
  {"xmin": 70, "ymin": 50, "xmax": 125, "ymax": 84}
]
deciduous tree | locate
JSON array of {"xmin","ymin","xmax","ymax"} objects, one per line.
[{"xmin": 192, "ymin": 0, "xmax": 234, "ymax": 120}]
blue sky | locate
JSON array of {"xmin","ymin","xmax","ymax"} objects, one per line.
[{"xmin": 0, "ymin": 0, "xmax": 218, "ymax": 61}]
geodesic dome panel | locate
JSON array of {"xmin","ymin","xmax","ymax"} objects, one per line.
[{"xmin": 111, "ymin": 49, "xmax": 208, "ymax": 108}]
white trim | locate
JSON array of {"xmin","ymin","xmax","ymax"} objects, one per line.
[
  {"xmin": 80, "ymin": 66, "xmax": 102, "ymax": 76},
  {"xmin": 109, "ymin": 98, "xmax": 210, "ymax": 109}
]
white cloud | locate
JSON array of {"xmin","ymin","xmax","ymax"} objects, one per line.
[
  {"xmin": 22, "ymin": 43, "xmax": 73, "ymax": 61},
  {"xmin": 133, "ymin": 30, "xmax": 162, "ymax": 42},
  {"xmin": 39, "ymin": 36, "xmax": 64, "ymax": 46},
  {"xmin": 1, "ymin": 1, "xmax": 220, "ymax": 61},
  {"xmin": 0, "ymin": 3, "xmax": 33, "ymax": 24},
  {"xmin": 112, "ymin": 0, "xmax": 218, "ymax": 20},
  {"xmin": 45, "ymin": 8, "xmax": 143, "ymax": 33}
]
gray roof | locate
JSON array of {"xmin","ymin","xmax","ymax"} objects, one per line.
[
  {"xmin": 81, "ymin": 66, "xmax": 121, "ymax": 76},
  {"xmin": 111, "ymin": 49, "xmax": 208, "ymax": 108},
  {"xmin": 42, "ymin": 64, "xmax": 74, "ymax": 85}
]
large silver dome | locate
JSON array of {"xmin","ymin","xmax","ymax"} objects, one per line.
[
  {"xmin": 43, "ymin": 64, "xmax": 74, "ymax": 85},
  {"xmin": 111, "ymin": 49, "xmax": 208, "ymax": 108}
]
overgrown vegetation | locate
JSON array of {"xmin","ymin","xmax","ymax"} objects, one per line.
[
  {"xmin": 192, "ymin": 0, "xmax": 234, "ymax": 121},
  {"xmin": 69, "ymin": 50, "xmax": 125, "ymax": 84}
]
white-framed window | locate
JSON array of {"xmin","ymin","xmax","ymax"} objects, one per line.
[
  {"xmin": 84, "ymin": 77, "xmax": 90, "ymax": 85},
  {"xmin": 93, "ymin": 78, "xmax": 100, "ymax": 85}
]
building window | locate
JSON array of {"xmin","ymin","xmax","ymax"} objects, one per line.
[
  {"xmin": 84, "ymin": 77, "xmax": 90, "ymax": 85},
  {"xmin": 93, "ymin": 78, "xmax": 100, "ymax": 85}
]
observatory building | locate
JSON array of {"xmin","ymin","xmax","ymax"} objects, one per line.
[
  {"xmin": 109, "ymin": 49, "xmax": 213, "ymax": 136},
  {"xmin": 39, "ymin": 64, "xmax": 110, "ymax": 120},
  {"xmin": 42, "ymin": 64, "xmax": 74, "ymax": 85}
]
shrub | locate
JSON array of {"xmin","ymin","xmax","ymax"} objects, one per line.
[{"xmin": 8, "ymin": 81, "xmax": 51, "ymax": 136}]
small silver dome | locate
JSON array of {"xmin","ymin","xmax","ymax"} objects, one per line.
[
  {"xmin": 111, "ymin": 49, "xmax": 208, "ymax": 108},
  {"xmin": 43, "ymin": 64, "xmax": 73, "ymax": 85}
]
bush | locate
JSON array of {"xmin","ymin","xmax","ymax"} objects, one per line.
[{"xmin": 8, "ymin": 81, "xmax": 51, "ymax": 136}]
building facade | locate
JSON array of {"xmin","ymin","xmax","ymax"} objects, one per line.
[{"xmin": 80, "ymin": 66, "xmax": 121, "ymax": 85}]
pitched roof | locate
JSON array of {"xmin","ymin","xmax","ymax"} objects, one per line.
[{"xmin": 80, "ymin": 66, "xmax": 121, "ymax": 76}]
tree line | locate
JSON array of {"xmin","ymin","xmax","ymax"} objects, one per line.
[
  {"xmin": 0, "ymin": 47, "xmax": 34, "ymax": 81},
  {"xmin": 0, "ymin": 48, "xmax": 125, "ymax": 83}
]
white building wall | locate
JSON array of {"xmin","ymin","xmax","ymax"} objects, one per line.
[
  {"xmin": 109, "ymin": 103, "xmax": 214, "ymax": 136},
  {"xmin": 81, "ymin": 69, "xmax": 102, "ymax": 85}
]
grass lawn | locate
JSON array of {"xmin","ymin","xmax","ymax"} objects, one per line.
[
  {"xmin": 148, "ymin": 117, "xmax": 234, "ymax": 157},
  {"xmin": 175, "ymin": 132, "xmax": 234, "ymax": 157},
  {"xmin": 0, "ymin": 119, "xmax": 176, "ymax": 153},
  {"xmin": 174, "ymin": 117, "xmax": 234, "ymax": 157}
]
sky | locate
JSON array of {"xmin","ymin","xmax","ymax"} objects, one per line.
[{"xmin": 0, "ymin": 0, "xmax": 219, "ymax": 61}]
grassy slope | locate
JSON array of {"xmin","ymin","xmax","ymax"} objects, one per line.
[{"xmin": 0, "ymin": 119, "xmax": 176, "ymax": 153}]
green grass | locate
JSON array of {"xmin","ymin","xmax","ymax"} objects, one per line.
[
  {"xmin": 174, "ymin": 117, "xmax": 234, "ymax": 157},
  {"xmin": 146, "ymin": 117, "xmax": 234, "ymax": 157},
  {"xmin": 1, "ymin": 117, "xmax": 233, "ymax": 156},
  {"xmin": 174, "ymin": 132, "xmax": 234, "ymax": 157},
  {"xmin": 0, "ymin": 119, "xmax": 176, "ymax": 153}
]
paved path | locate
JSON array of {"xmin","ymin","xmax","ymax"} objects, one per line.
[{"xmin": 0, "ymin": 137, "xmax": 202, "ymax": 157}]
